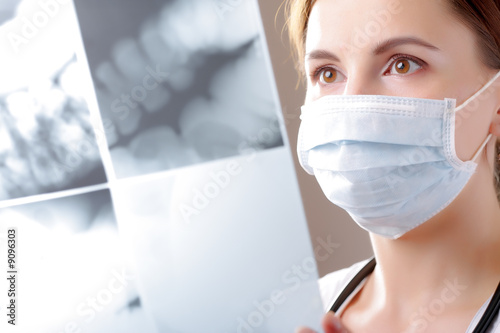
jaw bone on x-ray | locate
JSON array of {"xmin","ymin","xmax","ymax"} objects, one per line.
[
  {"xmin": 0, "ymin": 0, "xmax": 324, "ymax": 332},
  {"xmin": 0, "ymin": 3, "xmax": 107, "ymax": 201},
  {"xmin": 76, "ymin": 0, "xmax": 284, "ymax": 179}
]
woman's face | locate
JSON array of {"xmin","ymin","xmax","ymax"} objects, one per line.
[{"xmin": 304, "ymin": 0, "xmax": 500, "ymax": 162}]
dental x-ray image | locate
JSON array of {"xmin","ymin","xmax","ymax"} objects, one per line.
[
  {"xmin": 0, "ymin": 0, "xmax": 107, "ymax": 202},
  {"xmin": 0, "ymin": 189, "xmax": 158, "ymax": 333},
  {"xmin": 0, "ymin": 56, "xmax": 107, "ymax": 202},
  {"xmin": 74, "ymin": 0, "xmax": 284, "ymax": 179},
  {"xmin": 0, "ymin": 1, "xmax": 325, "ymax": 332}
]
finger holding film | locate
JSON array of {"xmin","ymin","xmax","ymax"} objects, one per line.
[
  {"xmin": 322, "ymin": 312, "xmax": 351, "ymax": 333},
  {"xmin": 295, "ymin": 326, "xmax": 318, "ymax": 333},
  {"xmin": 295, "ymin": 312, "xmax": 351, "ymax": 333}
]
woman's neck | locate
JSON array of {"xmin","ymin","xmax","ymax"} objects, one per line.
[{"xmin": 367, "ymin": 159, "xmax": 500, "ymax": 324}]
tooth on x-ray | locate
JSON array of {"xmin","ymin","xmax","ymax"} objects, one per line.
[{"xmin": 74, "ymin": 0, "xmax": 284, "ymax": 179}]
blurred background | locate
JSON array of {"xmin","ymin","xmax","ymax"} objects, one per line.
[{"xmin": 257, "ymin": 0, "xmax": 373, "ymax": 276}]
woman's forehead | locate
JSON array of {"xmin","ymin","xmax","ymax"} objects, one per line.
[{"xmin": 305, "ymin": 0, "xmax": 465, "ymax": 55}]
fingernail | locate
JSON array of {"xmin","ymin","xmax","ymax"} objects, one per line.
[
  {"xmin": 294, "ymin": 326, "xmax": 316, "ymax": 333},
  {"xmin": 333, "ymin": 319, "xmax": 343, "ymax": 330},
  {"xmin": 327, "ymin": 312, "xmax": 343, "ymax": 330}
]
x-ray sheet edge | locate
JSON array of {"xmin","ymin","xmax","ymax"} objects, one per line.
[
  {"xmin": 252, "ymin": 0, "xmax": 292, "ymax": 149},
  {"xmin": 0, "ymin": 182, "xmax": 110, "ymax": 210},
  {"xmin": 71, "ymin": 1, "xmax": 117, "ymax": 183}
]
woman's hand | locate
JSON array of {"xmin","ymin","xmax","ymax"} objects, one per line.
[{"xmin": 296, "ymin": 312, "xmax": 351, "ymax": 333}]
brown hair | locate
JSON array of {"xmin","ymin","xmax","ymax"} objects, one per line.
[{"xmin": 285, "ymin": 0, "xmax": 500, "ymax": 201}]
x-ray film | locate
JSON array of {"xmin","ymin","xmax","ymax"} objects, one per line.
[
  {"xmin": 0, "ymin": 0, "xmax": 324, "ymax": 332},
  {"xmin": 75, "ymin": 0, "xmax": 284, "ymax": 179},
  {"xmin": 0, "ymin": 189, "xmax": 156, "ymax": 333},
  {"xmin": 0, "ymin": 1, "xmax": 106, "ymax": 203}
]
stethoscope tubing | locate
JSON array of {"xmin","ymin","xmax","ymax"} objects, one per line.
[
  {"xmin": 328, "ymin": 257, "xmax": 500, "ymax": 333},
  {"xmin": 473, "ymin": 279, "xmax": 500, "ymax": 333}
]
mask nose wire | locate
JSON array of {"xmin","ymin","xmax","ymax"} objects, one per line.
[{"xmin": 455, "ymin": 71, "xmax": 500, "ymax": 112}]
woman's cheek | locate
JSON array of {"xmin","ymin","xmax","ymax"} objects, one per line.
[{"xmin": 454, "ymin": 99, "xmax": 496, "ymax": 162}]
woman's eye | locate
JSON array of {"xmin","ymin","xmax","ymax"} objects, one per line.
[
  {"xmin": 317, "ymin": 68, "xmax": 344, "ymax": 84},
  {"xmin": 388, "ymin": 58, "xmax": 422, "ymax": 75}
]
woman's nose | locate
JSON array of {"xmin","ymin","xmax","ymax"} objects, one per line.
[
  {"xmin": 343, "ymin": 77, "xmax": 369, "ymax": 95},
  {"xmin": 342, "ymin": 71, "xmax": 379, "ymax": 95}
]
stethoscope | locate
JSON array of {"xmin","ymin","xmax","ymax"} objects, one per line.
[{"xmin": 329, "ymin": 258, "xmax": 500, "ymax": 333}]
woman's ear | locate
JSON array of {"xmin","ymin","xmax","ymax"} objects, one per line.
[{"xmin": 491, "ymin": 101, "xmax": 500, "ymax": 137}]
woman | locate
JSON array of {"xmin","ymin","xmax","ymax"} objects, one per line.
[{"xmin": 287, "ymin": 0, "xmax": 500, "ymax": 332}]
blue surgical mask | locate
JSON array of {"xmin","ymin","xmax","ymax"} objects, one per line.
[{"xmin": 297, "ymin": 72, "xmax": 500, "ymax": 239}]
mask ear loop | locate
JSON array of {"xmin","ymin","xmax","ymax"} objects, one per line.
[
  {"xmin": 455, "ymin": 71, "xmax": 500, "ymax": 112},
  {"xmin": 472, "ymin": 133, "xmax": 493, "ymax": 162},
  {"xmin": 455, "ymin": 72, "xmax": 500, "ymax": 163}
]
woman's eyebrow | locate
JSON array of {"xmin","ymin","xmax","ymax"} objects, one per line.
[
  {"xmin": 305, "ymin": 49, "xmax": 340, "ymax": 62},
  {"xmin": 304, "ymin": 37, "xmax": 439, "ymax": 62},
  {"xmin": 373, "ymin": 37, "xmax": 440, "ymax": 54}
]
